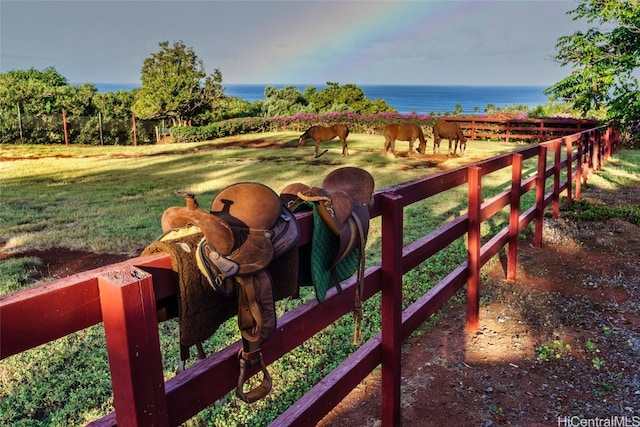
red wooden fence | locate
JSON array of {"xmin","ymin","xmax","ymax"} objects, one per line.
[
  {"xmin": 0, "ymin": 123, "xmax": 620, "ymax": 426},
  {"xmin": 442, "ymin": 117, "xmax": 601, "ymax": 143}
]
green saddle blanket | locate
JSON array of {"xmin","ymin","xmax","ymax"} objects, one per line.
[{"xmin": 296, "ymin": 201, "xmax": 361, "ymax": 302}]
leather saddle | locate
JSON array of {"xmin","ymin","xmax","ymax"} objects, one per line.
[
  {"xmin": 281, "ymin": 166, "xmax": 375, "ymax": 346},
  {"xmin": 159, "ymin": 183, "xmax": 300, "ymax": 403}
]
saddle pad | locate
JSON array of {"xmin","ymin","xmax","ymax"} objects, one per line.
[
  {"xmin": 142, "ymin": 227, "xmax": 238, "ymax": 346},
  {"xmin": 302, "ymin": 202, "xmax": 361, "ymax": 302}
]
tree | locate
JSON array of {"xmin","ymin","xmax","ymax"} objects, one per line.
[
  {"xmin": 0, "ymin": 67, "xmax": 87, "ymax": 144},
  {"xmin": 252, "ymin": 83, "xmax": 395, "ymax": 116},
  {"xmin": 93, "ymin": 90, "xmax": 135, "ymax": 118},
  {"xmin": 545, "ymin": 0, "xmax": 640, "ymax": 130},
  {"xmin": 484, "ymin": 103, "xmax": 498, "ymax": 114},
  {"xmin": 308, "ymin": 82, "xmax": 395, "ymax": 114},
  {"xmin": 132, "ymin": 41, "xmax": 224, "ymax": 126},
  {"xmin": 260, "ymin": 85, "xmax": 310, "ymax": 116},
  {"xmin": 0, "ymin": 67, "xmax": 68, "ymax": 116},
  {"xmin": 58, "ymin": 83, "xmax": 97, "ymax": 116}
]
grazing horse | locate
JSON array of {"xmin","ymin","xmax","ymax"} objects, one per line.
[
  {"xmin": 433, "ymin": 119, "xmax": 466, "ymax": 156},
  {"xmin": 373, "ymin": 123, "xmax": 426, "ymax": 157},
  {"xmin": 299, "ymin": 123, "xmax": 349, "ymax": 157}
]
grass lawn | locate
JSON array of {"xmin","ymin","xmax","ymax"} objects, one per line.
[{"xmin": 0, "ymin": 132, "xmax": 517, "ymax": 255}]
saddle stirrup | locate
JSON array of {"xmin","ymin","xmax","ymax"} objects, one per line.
[{"xmin": 236, "ymin": 348, "xmax": 272, "ymax": 403}]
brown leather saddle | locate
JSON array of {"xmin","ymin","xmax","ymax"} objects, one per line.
[
  {"xmin": 281, "ymin": 166, "xmax": 375, "ymax": 345},
  {"xmin": 158, "ymin": 182, "xmax": 300, "ymax": 403},
  {"xmin": 146, "ymin": 168, "xmax": 372, "ymax": 403}
]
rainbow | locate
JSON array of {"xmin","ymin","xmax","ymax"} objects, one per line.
[{"xmin": 247, "ymin": 1, "xmax": 476, "ymax": 84}]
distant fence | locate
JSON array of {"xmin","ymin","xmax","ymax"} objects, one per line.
[
  {"xmin": 0, "ymin": 110, "xmax": 170, "ymax": 145},
  {"xmin": 0, "ymin": 122, "xmax": 619, "ymax": 426},
  {"xmin": 442, "ymin": 117, "xmax": 601, "ymax": 143},
  {"xmin": 1, "ymin": 108, "xmax": 601, "ymax": 147}
]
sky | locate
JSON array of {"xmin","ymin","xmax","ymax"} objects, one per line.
[{"xmin": 0, "ymin": 0, "xmax": 590, "ymax": 87}]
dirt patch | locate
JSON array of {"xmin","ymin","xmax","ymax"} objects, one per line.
[
  {"xmin": 0, "ymin": 247, "xmax": 132, "ymax": 281},
  {"xmin": 318, "ymin": 187, "xmax": 640, "ymax": 426}
]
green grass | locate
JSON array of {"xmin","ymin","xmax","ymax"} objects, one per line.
[
  {"xmin": 1, "ymin": 136, "xmax": 636, "ymax": 426},
  {"xmin": 585, "ymin": 150, "xmax": 640, "ymax": 190},
  {"xmin": 0, "ymin": 256, "xmax": 43, "ymax": 293},
  {"xmin": 0, "ymin": 133, "xmax": 513, "ymax": 255},
  {"xmin": 563, "ymin": 199, "xmax": 640, "ymax": 225}
]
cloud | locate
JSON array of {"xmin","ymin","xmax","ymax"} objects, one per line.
[{"xmin": 1, "ymin": 0, "xmax": 588, "ymax": 85}]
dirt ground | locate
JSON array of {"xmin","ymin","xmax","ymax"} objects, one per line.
[
  {"xmin": 3, "ymin": 147, "xmax": 640, "ymax": 426},
  {"xmin": 318, "ymin": 186, "xmax": 640, "ymax": 427}
]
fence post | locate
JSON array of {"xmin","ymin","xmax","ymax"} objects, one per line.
[
  {"xmin": 466, "ymin": 166, "xmax": 481, "ymax": 332},
  {"xmin": 590, "ymin": 130, "xmax": 598, "ymax": 172},
  {"xmin": 534, "ymin": 145, "xmax": 548, "ymax": 248},
  {"xmin": 98, "ymin": 266, "xmax": 169, "ymax": 427},
  {"xmin": 505, "ymin": 121, "xmax": 510, "ymax": 143},
  {"xmin": 62, "ymin": 109, "xmax": 69, "ymax": 146},
  {"xmin": 584, "ymin": 131, "xmax": 593, "ymax": 186},
  {"xmin": 538, "ymin": 121, "xmax": 544, "ymax": 143},
  {"xmin": 552, "ymin": 140, "xmax": 561, "ymax": 219},
  {"xmin": 594, "ymin": 129, "xmax": 601, "ymax": 171},
  {"xmin": 507, "ymin": 154, "xmax": 523, "ymax": 281},
  {"xmin": 611, "ymin": 126, "xmax": 619, "ymax": 153},
  {"xmin": 576, "ymin": 135, "xmax": 583, "ymax": 200},
  {"xmin": 98, "ymin": 112, "xmax": 104, "ymax": 146},
  {"xmin": 380, "ymin": 192, "xmax": 404, "ymax": 427},
  {"xmin": 566, "ymin": 138, "xmax": 573, "ymax": 206},
  {"xmin": 132, "ymin": 114, "xmax": 138, "ymax": 146},
  {"xmin": 17, "ymin": 103, "xmax": 24, "ymax": 143},
  {"xmin": 471, "ymin": 118, "xmax": 476, "ymax": 140}
]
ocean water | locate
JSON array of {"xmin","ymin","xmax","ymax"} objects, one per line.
[
  {"xmin": 95, "ymin": 83, "xmax": 140, "ymax": 93},
  {"xmin": 224, "ymin": 84, "xmax": 550, "ymax": 115},
  {"xmin": 95, "ymin": 83, "xmax": 550, "ymax": 115}
]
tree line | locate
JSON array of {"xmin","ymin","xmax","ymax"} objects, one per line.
[
  {"xmin": 1, "ymin": 0, "xmax": 638, "ymax": 146},
  {"xmin": 0, "ymin": 40, "xmax": 400, "ymax": 145}
]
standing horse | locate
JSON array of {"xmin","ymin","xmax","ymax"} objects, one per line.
[
  {"xmin": 433, "ymin": 119, "xmax": 466, "ymax": 156},
  {"xmin": 373, "ymin": 123, "xmax": 426, "ymax": 157},
  {"xmin": 299, "ymin": 124, "xmax": 349, "ymax": 157}
]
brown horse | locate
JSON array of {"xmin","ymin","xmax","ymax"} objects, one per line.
[
  {"xmin": 433, "ymin": 119, "xmax": 466, "ymax": 156},
  {"xmin": 373, "ymin": 123, "xmax": 426, "ymax": 157},
  {"xmin": 299, "ymin": 123, "xmax": 349, "ymax": 157}
]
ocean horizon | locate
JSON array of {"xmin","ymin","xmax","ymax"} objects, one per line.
[{"xmin": 93, "ymin": 83, "xmax": 551, "ymax": 115}]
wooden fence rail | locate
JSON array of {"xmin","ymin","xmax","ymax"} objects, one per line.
[
  {"xmin": 0, "ymin": 123, "xmax": 620, "ymax": 426},
  {"xmin": 442, "ymin": 117, "xmax": 601, "ymax": 143}
]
